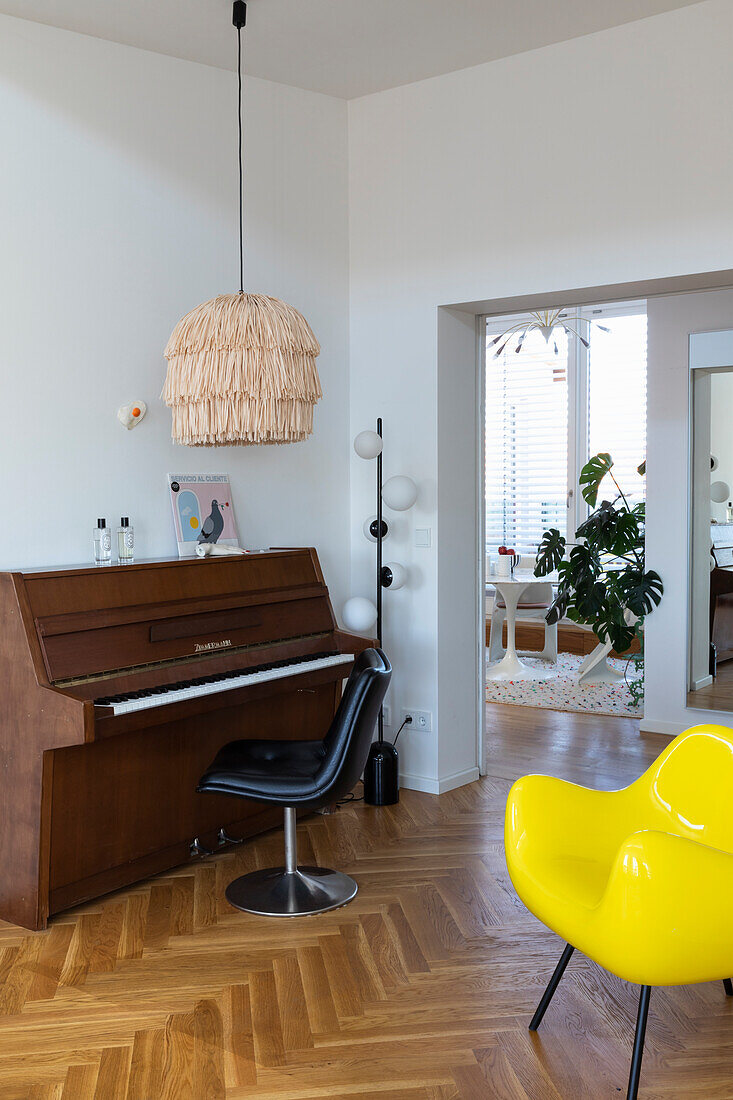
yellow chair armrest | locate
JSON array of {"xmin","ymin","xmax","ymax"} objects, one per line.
[
  {"xmin": 505, "ymin": 773, "xmax": 619, "ymax": 858},
  {"xmin": 591, "ymin": 830, "xmax": 733, "ymax": 985}
]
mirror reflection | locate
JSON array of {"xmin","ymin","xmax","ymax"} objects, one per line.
[{"xmin": 689, "ymin": 344, "xmax": 733, "ymax": 709}]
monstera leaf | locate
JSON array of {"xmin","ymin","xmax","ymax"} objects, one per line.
[
  {"xmin": 545, "ymin": 581, "xmax": 571, "ymax": 625},
  {"xmin": 532, "ymin": 452, "xmax": 662, "ymax": 669},
  {"xmin": 618, "ymin": 569, "xmax": 664, "ymax": 617},
  {"xmin": 534, "ymin": 527, "xmax": 566, "ymax": 576},
  {"xmin": 608, "ymin": 510, "xmax": 641, "ymax": 556},
  {"xmin": 565, "ymin": 543, "xmax": 602, "ymax": 590},
  {"xmin": 577, "ymin": 503, "xmax": 641, "ymax": 557},
  {"xmin": 575, "ymin": 500, "xmax": 616, "ymax": 543},
  {"xmin": 579, "ymin": 452, "xmax": 613, "ymax": 507},
  {"xmin": 573, "ymin": 580, "xmax": 608, "ymax": 622},
  {"xmin": 593, "ymin": 607, "xmax": 638, "ymax": 653}
]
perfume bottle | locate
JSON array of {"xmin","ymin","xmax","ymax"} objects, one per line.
[
  {"xmin": 117, "ymin": 517, "xmax": 135, "ymax": 563},
  {"xmin": 93, "ymin": 518, "xmax": 112, "ymax": 564}
]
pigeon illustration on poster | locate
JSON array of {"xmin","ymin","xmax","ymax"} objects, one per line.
[
  {"xmin": 197, "ymin": 500, "xmax": 225, "ymax": 545},
  {"xmin": 167, "ymin": 474, "xmax": 240, "ymax": 558}
]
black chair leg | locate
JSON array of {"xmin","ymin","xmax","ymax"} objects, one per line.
[
  {"xmin": 724, "ymin": 978, "xmax": 733, "ymax": 997},
  {"xmin": 529, "ymin": 943, "xmax": 574, "ymax": 1031},
  {"xmin": 627, "ymin": 985, "xmax": 651, "ymax": 1100}
]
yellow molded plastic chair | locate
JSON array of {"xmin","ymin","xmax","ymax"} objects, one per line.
[{"xmin": 505, "ymin": 724, "xmax": 733, "ymax": 1100}]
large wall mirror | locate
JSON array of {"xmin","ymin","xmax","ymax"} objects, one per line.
[{"xmin": 688, "ymin": 330, "xmax": 733, "ymax": 710}]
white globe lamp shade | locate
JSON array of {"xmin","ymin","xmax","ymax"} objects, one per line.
[
  {"xmin": 711, "ymin": 480, "xmax": 730, "ymax": 503},
  {"xmin": 382, "ymin": 562, "xmax": 407, "ymax": 590},
  {"xmin": 382, "ymin": 475, "xmax": 417, "ymax": 511},
  {"xmin": 342, "ymin": 596, "xmax": 378, "ymax": 634},
  {"xmin": 354, "ymin": 430, "xmax": 383, "ymax": 460},
  {"xmin": 363, "ymin": 515, "xmax": 389, "ymax": 543}
]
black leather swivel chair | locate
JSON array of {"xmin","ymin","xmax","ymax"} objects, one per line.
[{"xmin": 197, "ymin": 648, "xmax": 391, "ymax": 917}]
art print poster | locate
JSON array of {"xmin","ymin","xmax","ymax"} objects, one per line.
[{"xmin": 168, "ymin": 474, "xmax": 240, "ymax": 558}]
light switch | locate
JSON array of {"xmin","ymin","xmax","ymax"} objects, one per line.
[{"xmin": 414, "ymin": 527, "xmax": 432, "ymax": 548}]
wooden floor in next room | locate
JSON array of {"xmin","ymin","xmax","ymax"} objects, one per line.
[{"xmin": 0, "ymin": 706, "xmax": 731, "ymax": 1098}]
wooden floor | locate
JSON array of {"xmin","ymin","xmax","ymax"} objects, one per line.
[{"xmin": 0, "ymin": 707, "xmax": 731, "ymax": 1098}]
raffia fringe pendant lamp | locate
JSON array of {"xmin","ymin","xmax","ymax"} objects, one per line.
[{"xmin": 163, "ymin": 3, "xmax": 322, "ymax": 446}]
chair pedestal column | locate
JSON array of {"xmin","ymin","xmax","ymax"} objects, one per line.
[
  {"xmin": 284, "ymin": 805, "xmax": 297, "ymax": 873},
  {"xmin": 225, "ymin": 806, "xmax": 358, "ymax": 917}
]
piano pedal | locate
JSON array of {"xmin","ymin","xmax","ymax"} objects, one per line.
[
  {"xmin": 189, "ymin": 837, "xmax": 215, "ymax": 858},
  {"xmin": 218, "ymin": 828, "xmax": 244, "ymax": 847}
]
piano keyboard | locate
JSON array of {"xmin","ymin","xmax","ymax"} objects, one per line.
[{"xmin": 95, "ymin": 652, "xmax": 354, "ymax": 716}]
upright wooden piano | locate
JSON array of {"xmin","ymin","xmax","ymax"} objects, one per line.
[{"xmin": 0, "ymin": 549, "xmax": 368, "ymax": 930}]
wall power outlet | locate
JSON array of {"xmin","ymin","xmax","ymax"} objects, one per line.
[{"xmin": 400, "ymin": 708, "xmax": 432, "ymax": 733}]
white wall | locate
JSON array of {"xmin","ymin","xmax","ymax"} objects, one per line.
[
  {"xmin": 348, "ymin": 0, "xmax": 733, "ymax": 786},
  {"xmin": 7, "ymin": 0, "xmax": 733, "ymax": 783},
  {"xmin": 646, "ymin": 303, "xmax": 733, "ymax": 735},
  {"xmin": 0, "ymin": 15, "xmax": 350, "ymax": 605}
]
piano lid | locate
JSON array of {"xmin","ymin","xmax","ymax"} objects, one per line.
[{"xmin": 12, "ymin": 550, "xmax": 337, "ymax": 684}]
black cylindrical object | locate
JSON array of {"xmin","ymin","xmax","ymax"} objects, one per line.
[{"xmin": 363, "ymin": 740, "xmax": 399, "ymax": 806}]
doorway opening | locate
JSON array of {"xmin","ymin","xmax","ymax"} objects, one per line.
[{"xmin": 481, "ymin": 299, "xmax": 648, "ymax": 738}]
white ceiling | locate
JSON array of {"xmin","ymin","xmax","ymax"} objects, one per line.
[{"xmin": 0, "ymin": 0, "xmax": 706, "ymax": 99}]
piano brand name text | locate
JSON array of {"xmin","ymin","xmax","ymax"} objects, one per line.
[{"xmin": 194, "ymin": 638, "xmax": 233, "ymax": 652}]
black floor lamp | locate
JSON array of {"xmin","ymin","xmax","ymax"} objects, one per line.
[{"xmin": 344, "ymin": 419, "xmax": 416, "ymax": 805}]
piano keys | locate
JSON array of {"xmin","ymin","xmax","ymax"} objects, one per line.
[
  {"xmin": 95, "ymin": 652, "xmax": 354, "ymax": 715},
  {"xmin": 0, "ymin": 549, "xmax": 370, "ymax": 930}
]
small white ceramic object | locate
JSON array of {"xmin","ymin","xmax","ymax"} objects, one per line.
[
  {"xmin": 117, "ymin": 400, "xmax": 147, "ymax": 430},
  {"xmin": 195, "ymin": 543, "xmax": 246, "ymax": 557}
]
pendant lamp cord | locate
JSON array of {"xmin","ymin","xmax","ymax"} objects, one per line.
[{"xmin": 233, "ymin": 2, "xmax": 247, "ymax": 295}]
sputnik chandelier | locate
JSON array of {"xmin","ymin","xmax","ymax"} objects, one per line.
[
  {"xmin": 163, "ymin": 2, "xmax": 322, "ymax": 446},
  {"xmin": 489, "ymin": 308, "xmax": 609, "ymax": 358}
]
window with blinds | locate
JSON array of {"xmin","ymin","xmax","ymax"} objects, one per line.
[
  {"xmin": 587, "ymin": 311, "xmax": 647, "ymax": 507},
  {"xmin": 485, "ymin": 302, "xmax": 647, "ymax": 557},
  {"xmin": 485, "ymin": 329, "xmax": 569, "ymax": 556}
]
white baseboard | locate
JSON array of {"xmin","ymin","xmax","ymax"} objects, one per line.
[
  {"xmin": 398, "ymin": 772, "xmax": 439, "ymax": 794},
  {"xmin": 691, "ymin": 675, "xmax": 713, "ymax": 691},
  {"xmin": 438, "ymin": 767, "xmax": 480, "ymax": 793},
  {"xmin": 638, "ymin": 718, "xmax": 684, "ymax": 736},
  {"xmin": 399, "ymin": 767, "xmax": 480, "ymax": 795}
]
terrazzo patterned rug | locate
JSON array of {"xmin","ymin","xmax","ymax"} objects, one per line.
[{"xmin": 485, "ymin": 651, "xmax": 643, "ymax": 718}]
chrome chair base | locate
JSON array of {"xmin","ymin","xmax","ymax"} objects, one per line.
[{"xmin": 225, "ymin": 866, "xmax": 358, "ymax": 917}]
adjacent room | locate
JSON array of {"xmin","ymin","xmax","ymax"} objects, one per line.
[
  {"xmin": 484, "ymin": 300, "xmax": 647, "ymax": 721},
  {"xmin": 1, "ymin": 2, "xmax": 733, "ymax": 1098}
]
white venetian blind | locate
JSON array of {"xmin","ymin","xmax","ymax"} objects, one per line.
[
  {"xmin": 586, "ymin": 310, "xmax": 647, "ymax": 506},
  {"xmin": 485, "ymin": 326, "xmax": 569, "ymax": 556}
]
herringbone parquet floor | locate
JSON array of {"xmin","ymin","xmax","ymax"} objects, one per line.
[{"xmin": 1, "ymin": 705, "xmax": 732, "ymax": 1099}]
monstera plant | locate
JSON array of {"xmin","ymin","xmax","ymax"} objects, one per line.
[{"xmin": 534, "ymin": 454, "xmax": 662, "ymax": 689}]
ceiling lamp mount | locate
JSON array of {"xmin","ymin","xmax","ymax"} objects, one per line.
[
  {"xmin": 490, "ymin": 308, "xmax": 609, "ymax": 358},
  {"xmin": 163, "ymin": 1, "xmax": 322, "ymax": 447}
]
